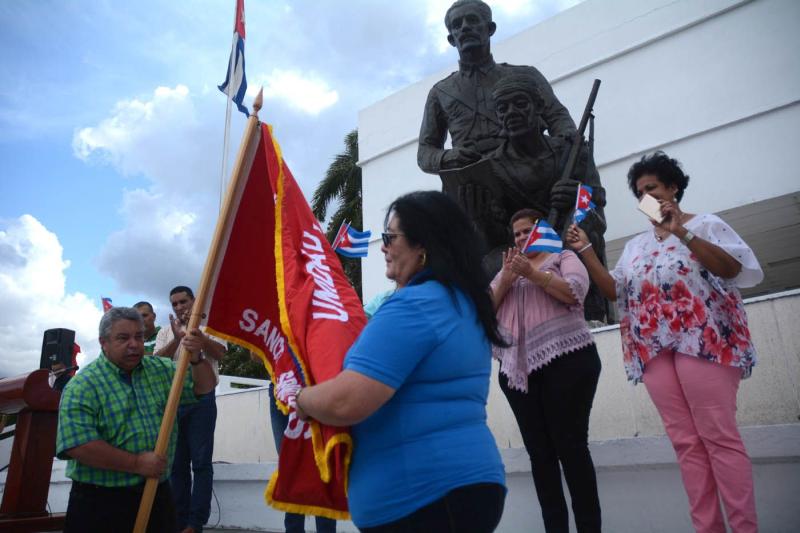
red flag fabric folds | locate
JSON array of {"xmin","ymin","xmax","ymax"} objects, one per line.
[{"xmin": 205, "ymin": 122, "xmax": 365, "ymax": 519}]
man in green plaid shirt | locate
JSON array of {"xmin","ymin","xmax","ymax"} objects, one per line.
[{"xmin": 56, "ymin": 306, "xmax": 217, "ymax": 532}]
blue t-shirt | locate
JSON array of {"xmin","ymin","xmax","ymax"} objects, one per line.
[{"xmin": 344, "ymin": 279, "xmax": 505, "ymax": 527}]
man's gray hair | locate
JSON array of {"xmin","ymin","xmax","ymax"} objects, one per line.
[
  {"xmin": 445, "ymin": 0, "xmax": 492, "ymax": 30},
  {"xmin": 99, "ymin": 307, "xmax": 144, "ymax": 339}
]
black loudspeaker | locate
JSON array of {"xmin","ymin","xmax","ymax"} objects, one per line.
[{"xmin": 39, "ymin": 328, "xmax": 75, "ymax": 370}]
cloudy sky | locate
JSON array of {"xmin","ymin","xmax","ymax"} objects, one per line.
[{"xmin": 0, "ymin": 0, "xmax": 582, "ymax": 377}]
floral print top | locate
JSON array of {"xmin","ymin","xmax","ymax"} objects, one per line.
[{"xmin": 611, "ymin": 214, "xmax": 763, "ymax": 384}]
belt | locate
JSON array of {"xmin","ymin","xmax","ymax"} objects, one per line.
[{"xmin": 72, "ymin": 479, "xmax": 167, "ymax": 494}]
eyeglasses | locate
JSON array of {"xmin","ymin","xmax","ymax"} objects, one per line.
[{"xmin": 381, "ymin": 232, "xmax": 404, "ymax": 246}]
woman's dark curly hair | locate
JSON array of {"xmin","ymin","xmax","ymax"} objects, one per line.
[
  {"xmin": 627, "ymin": 151, "xmax": 690, "ymax": 202},
  {"xmin": 385, "ymin": 190, "xmax": 507, "ymax": 347}
]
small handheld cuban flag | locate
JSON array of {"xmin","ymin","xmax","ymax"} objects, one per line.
[
  {"xmin": 573, "ymin": 184, "xmax": 596, "ymax": 224},
  {"xmin": 332, "ymin": 221, "xmax": 371, "ymax": 258},
  {"xmin": 523, "ymin": 220, "xmax": 563, "ymax": 254},
  {"xmin": 218, "ymin": 0, "xmax": 249, "ymax": 117},
  {"xmin": 101, "ymin": 297, "xmax": 113, "ymax": 312}
]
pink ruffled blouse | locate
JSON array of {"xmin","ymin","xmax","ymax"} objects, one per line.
[{"xmin": 491, "ymin": 250, "xmax": 594, "ymax": 392}]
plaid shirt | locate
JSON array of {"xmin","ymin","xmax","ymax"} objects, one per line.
[
  {"xmin": 143, "ymin": 326, "xmax": 161, "ymax": 356},
  {"xmin": 56, "ymin": 352, "xmax": 196, "ymax": 487}
]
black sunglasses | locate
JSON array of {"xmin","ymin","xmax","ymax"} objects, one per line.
[{"xmin": 381, "ymin": 232, "xmax": 404, "ymax": 246}]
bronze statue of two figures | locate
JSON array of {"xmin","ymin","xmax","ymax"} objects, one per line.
[{"xmin": 417, "ymin": 0, "xmax": 608, "ymax": 322}]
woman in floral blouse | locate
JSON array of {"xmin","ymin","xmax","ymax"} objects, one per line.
[{"xmin": 567, "ymin": 152, "xmax": 762, "ymax": 533}]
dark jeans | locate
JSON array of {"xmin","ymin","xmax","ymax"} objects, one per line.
[
  {"xmin": 499, "ymin": 344, "xmax": 602, "ymax": 533},
  {"xmin": 172, "ymin": 390, "xmax": 217, "ymax": 532},
  {"xmin": 269, "ymin": 384, "xmax": 336, "ymax": 533},
  {"xmin": 359, "ymin": 482, "xmax": 505, "ymax": 533},
  {"xmin": 64, "ymin": 480, "xmax": 175, "ymax": 533}
]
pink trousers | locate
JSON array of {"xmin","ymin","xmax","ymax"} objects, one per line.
[{"xmin": 643, "ymin": 351, "xmax": 758, "ymax": 533}]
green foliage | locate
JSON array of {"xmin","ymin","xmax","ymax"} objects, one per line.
[
  {"xmin": 218, "ymin": 343, "xmax": 269, "ymax": 380},
  {"xmin": 311, "ymin": 129, "xmax": 363, "ymax": 298}
]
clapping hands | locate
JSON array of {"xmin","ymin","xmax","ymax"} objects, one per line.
[
  {"xmin": 169, "ymin": 313, "xmax": 187, "ymax": 341},
  {"xmin": 502, "ymin": 247, "xmax": 533, "ymax": 280}
]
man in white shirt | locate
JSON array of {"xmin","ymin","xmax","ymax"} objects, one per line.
[{"xmin": 154, "ymin": 285, "xmax": 226, "ymax": 533}]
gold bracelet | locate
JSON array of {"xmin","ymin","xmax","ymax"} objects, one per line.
[{"xmin": 541, "ymin": 271, "xmax": 553, "ymax": 289}]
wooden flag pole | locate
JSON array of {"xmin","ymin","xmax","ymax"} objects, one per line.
[{"xmin": 133, "ymin": 88, "xmax": 264, "ymax": 533}]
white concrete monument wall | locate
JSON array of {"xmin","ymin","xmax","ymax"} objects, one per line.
[
  {"xmin": 210, "ymin": 290, "xmax": 800, "ymax": 464},
  {"xmin": 358, "ymin": 0, "xmax": 800, "ymax": 301}
]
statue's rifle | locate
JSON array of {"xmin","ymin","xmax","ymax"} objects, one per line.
[{"xmin": 546, "ymin": 79, "xmax": 601, "ymax": 227}]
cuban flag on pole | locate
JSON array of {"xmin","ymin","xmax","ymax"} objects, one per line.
[
  {"xmin": 101, "ymin": 297, "xmax": 113, "ymax": 312},
  {"xmin": 573, "ymin": 184, "xmax": 596, "ymax": 224},
  {"xmin": 332, "ymin": 221, "xmax": 371, "ymax": 258},
  {"xmin": 218, "ymin": 0, "xmax": 249, "ymax": 117},
  {"xmin": 523, "ymin": 220, "xmax": 563, "ymax": 254}
]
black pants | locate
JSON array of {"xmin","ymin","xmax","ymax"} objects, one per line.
[
  {"xmin": 64, "ymin": 480, "xmax": 175, "ymax": 533},
  {"xmin": 359, "ymin": 482, "xmax": 505, "ymax": 533},
  {"xmin": 499, "ymin": 344, "xmax": 602, "ymax": 533}
]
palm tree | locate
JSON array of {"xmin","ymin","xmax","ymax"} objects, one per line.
[{"xmin": 311, "ymin": 129, "xmax": 363, "ymax": 297}]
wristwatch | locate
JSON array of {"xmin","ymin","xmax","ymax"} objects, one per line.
[
  {"xmin": 190, "ymin": 353, "xmax": 205, "ymax": 366},
  {"xmin": 680, "ymin": 230, "xmax": 696, "ymax": 246}
]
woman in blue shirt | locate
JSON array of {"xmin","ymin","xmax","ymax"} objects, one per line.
[{"xmin": 295, "ymin": 191, "xmax": 507, "ymax": 531}]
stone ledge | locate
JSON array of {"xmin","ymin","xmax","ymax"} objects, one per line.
[
  {"xmin": 502, "ymin": 423, "xmax": 800, "ymax": 473},
  {"xmin": 4, "ymin": 424, "xmax": 797, "ymax": 487}
]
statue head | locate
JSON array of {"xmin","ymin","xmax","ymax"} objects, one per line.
[
  {"xmin": 445, "ymin": 0, "xmax": 497, "ymax": 56},
  {"xmin": 492, "ymin": 73, "xmax": 546, "ymax": 138}
]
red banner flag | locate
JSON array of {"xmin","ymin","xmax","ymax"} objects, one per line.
[{"xmin": 204, "ymin": 122, "xmax": 364, "ymax": 519}]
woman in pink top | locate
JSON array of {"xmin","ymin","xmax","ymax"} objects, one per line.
[
  {"xmin": 492, "ymin": 208, "xmax": 602, "ymax": 533},
  {"xmin": 567, "ymin": 152, "xmax": 762, "ymax": 533}
]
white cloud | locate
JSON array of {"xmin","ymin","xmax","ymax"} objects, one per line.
[
  {"xmin": 68, "ymin": 75, "xmax": 360, "ymax": 307},
  {"xmin": 95, "ymin": 188, "xmax": 207, "ymax": 301},
  {"xmin": 493, "ymin": 0, "xmax": 536, "ymax": 14},
  {"xmin": 425, "ymin": 0, "xmax": 584, "ymax": 53},
  {"xmin": 71, "ymin": 85, "xmax": 219, "ymax": 195},
  {"xmin": 70, "ymin": 85, "xmax": 233, "ymax": 302},
  {"xmin": 73, "ymin": 85, "xmax": 191, "ymax": 162},
  {"xmin": 0, "ymin": 215, "xmax": 103, "ymax": 377},
  {"xmin": 254, "ymin": 69, "xmax": 339, "ymax": 115},
  {"xmin": 424, "ymin": 0, "xmax": 458, "ymax": 54},
  {"xmin": 60, "ymin": 0, "xmax": 587, "ymax": 313}
]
